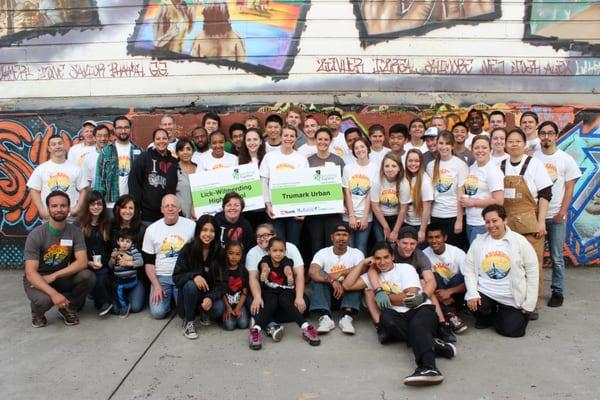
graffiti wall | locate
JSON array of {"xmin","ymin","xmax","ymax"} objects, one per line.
[
  {"xmin": 1, "ymin": 104, "xmax": 599, "ymax": 267},
  {"xmin": 0, "ymin": 0, "xmax": 599, "ymax": 105}
]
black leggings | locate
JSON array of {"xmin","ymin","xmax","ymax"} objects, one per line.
[
  {"xmin": 253, "ymin": 288, "xmax": 305, "ymax": 329},
  {"xmin": 472, "ymin": 292, "xmax": 529, "ymax": 337},
  {"xmin": 378, "ymin": 305, "xmax": 438, "ymax": 368}
]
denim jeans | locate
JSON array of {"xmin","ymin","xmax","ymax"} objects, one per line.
[
  {"xmin": 112, "ymin": 278, "xmax": 145, "ymax": 314},
  {"xmin": 309, "ymin": 282, "xmax": 361, "ymax": 315},
  {"xmin": 350, "ymin": 222, "xmax": 372, "ymax": 257},
  {"xmin": 181, "ymin": 280, "xmax": 224, "ymax": 322},
  {"xmin": 149, "ymin": 275, "xmax": 178, "ymax": 319},
  {"xmin": 91, "ymin": 268, "xmax": 112, "ymax": 309},
  {"xmin": 466, "ymin": 224, "xmax": 487, "ymax": 245},
  {"xmin": 373, "ymin": 216, "xmax": 398, "ymax": 243},
  {"xmin": 272, "ymin": 217, "xmax": 303, "ymax": 248},
  {"xmin": 223, "ymin": 305, "xmax": 250, "ymax": 330},
  {"xmin": 546, "ymin": 218, "xmax": 566, "ymax": 295}
]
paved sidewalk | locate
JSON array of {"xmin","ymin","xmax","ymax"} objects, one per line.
[{"xmin": 2, "ymin": 267, "xmax": 599, "ymax": 400}]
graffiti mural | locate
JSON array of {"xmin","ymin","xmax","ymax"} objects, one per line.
[
  {"xmin": 353, "ymin": 0, "xmax": 501, "ymax": 47},
  {"xmin": 524, "ymin": 0, "xmax": 600, "ymax": 55},
  {"xmin": 128, "ymin": 0, "xmax": 310, "ymax": 78},
  {"xmin": 1, "ymin": 104, "xmax": 600, "ymax": 268},
  {"xmin": 0, "ymin": 0, "xmax": 99, "ymax": 46}
]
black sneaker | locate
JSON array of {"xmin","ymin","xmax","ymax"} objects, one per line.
[
  {"xmin": 31, "ymin": 313, "xmax": 47, "ymax": 328},
  {"xmin": 119, "ymin": 304, "xmax": 131, "ymax": 319},
  {"xmin": 433, "ymin": 338, "xmax": 457, "ymax": 359},
  {"xmin": 403, "ymin": 366, "xmax": 444, "ymax": 386},
  {"xmin": 98, "ymin": 303, "xmax": 113, "ymax": 317},
  {"xmin": 437, "ymin": 321, "xmax": 456, "ymax": 343},
  {"xmin": 183, "ymin": 321, "xmax": 198, "ymax": 340},
  {"xmin": 58, "ymin": 307, "xmax": 79, "ymax": 326},
  {"xmin": 547, "ymin": 293, "xmax": 564, "ymax": 308},
  {"xmin": 528, "ymin": 311, "xmax": 539, "ymax": 321}
]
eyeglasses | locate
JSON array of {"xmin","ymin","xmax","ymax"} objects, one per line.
[
  {"xmin": 257, "ymin": 233, "xmax": 274, "ymax": 240},
  {"xmin": 539, "ymin": 131, "xmax": 557, "ymax": 137}
]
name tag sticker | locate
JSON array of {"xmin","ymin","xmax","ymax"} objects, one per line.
[
  {"xmin": 60, "ymin": 239, "xmax": 73, "ymax": 247},
  {"xmin": 505, "ymin": 188, "xmax": 516, "ymax": 199},
  {"xmin": 133, "ymin": 150, "xmax": 141, "ymax": 155}
]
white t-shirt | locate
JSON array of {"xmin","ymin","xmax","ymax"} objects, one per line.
[
  {"xmin": 533, "ymin": 149, "xmax": 582, "ymax": 218},
  {"xmin": 311, "ymin": 246, "xmax": 364, "ymax": 274},
  {"xmin": 361, "ymin": 263, "xmax": 430, "ymax": 313},
  {"xmin": 115, "ymin": 142, "xmax": 132, "ymax": 197},
  {"xmin": 371, "ymin": 176, "xmax": 404, "ymax": 217},
  {"xmin": 82, "ymin": 149, "xmax": 100, "ymax": 187},
  {"xmin": 197, "ymin": 151, "xmax": 238, "ymax": 171},
  {"xmin": 342, "ymin": 162, "xmax": 379, "ymax": 221},
  {"xmin": 191, "ymin": 150, "xmax": 207, "ymax": 166},
  {"xmin": 464, "ymin": 160, "xmax": 504, "ymax": 226},
  {"xmin": 426, "ymin": 157, "xmax": 468, "ymax": 218},
  {"xmin": 68, "ymin": 143, "xmax": 96, "ymax": 168},
  {"xmin": 369, "ymin": 147, "xmax": 391, "ymax": 168},
  {"xmin": 491, "ymin": 153, "xmax": 509, "ymax": 167},
  {"xmin": 502, "ymin": 156, "xmax": 552, "ymax": 203},
  {"xmin": 404, "ymin": 142, "xmax": 428, "ymax": 154},
  {"xmin": 265, "ymin": 142, "xmax": 281, "ymax": 153},
  {"xmin": 402, "ymin": 174, "xmax": 434, "ymax": 226},
  {"xmin": 245, "ymin": 242, "xmax": 303, "ymax": 271},
  {"xmin": 329, "ymin": 133, "xmax": 350, "ymax": 160},
  {"xmin": 465, "ymin": 130, "xmax": 489, "ymax": 149},
  {"xmin": 477, "ymin": 235, "xmax": 516, "ymax": 307},
  {"xmin": 423, "ymin": 244, "xmax": 466, "ymax": 283},
  {"xmin": 26, "ymin": 160, "xmax": 88, "ymax": 210},
  {"xmin": 259, "ymin": 149, "xmax": 308, "ymax": 179},
  {"xmin": 297, "ymin": 143, "xmax": 317, "ymax": 158},
  {"xmin": 526, "ymin": 137, "xmax": 541, "ymax": 153},
  {"xmin": 142, "ymin": 217, "xmax": 196, "ymax": 276}
]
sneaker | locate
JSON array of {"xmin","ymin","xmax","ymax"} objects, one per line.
[
  {"xmin": 447, "ymin": 312, "xmax": 468, "ymax": 334},
  {"xmin": 437, "ymin": 321, "xmax": 456, "ymax": 343},
  {"xmin": 266, "ymin": 324, "xmax": 284, "ymax": 342},
  {"xmin": 317, "ymin": 315, "xmax": 335, "ymax": 333},
  {"xmin": 528, "ymin": 311, "xmax": 539, "ymax": 321},
  {"xmin": 198, "ymin": 310, "xmax": 212, "ymax": 326},
  {"xmin": 98, "ymin": 303, "xmax": 113, "ymax": 317},
  {"xmin": 302, "ymin": 325, "xmax": 321, "ymax": 346},
  {"xmin": 119, "ymin": 304, "xmax": 131, "ymax": 319},
  {"xmin": 433, "ymin": 337, "xmax": 457, "ymax": 359},
  {"xmin": 547, "ymin": 293, "xmax": 564, "ymax": 308},
  {"xmin": 183, "ymin": 321, "xmax": 198, "ymax": 339},
  {"xmin": 57, "ymin": 307, "xmax": 79, "ymax": 326},
  {"xmin": 339, "ymin": 315, "xmax": 355, "ymax": 335},
  {"xmin": 31, "ymin": 313, "xmax": 47, "ymax": 328},
  {"xmin": 248, "ymin": 327, "xmax": 262, "ymax": 350},
  {"xmin": 403, "ymin": 366, "xmax": 444, "ymax": 386}
]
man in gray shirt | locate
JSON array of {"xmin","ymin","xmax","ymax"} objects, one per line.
[{"xmin": 23, "ymin": 191, "xmax": 95, "ymax": 327}]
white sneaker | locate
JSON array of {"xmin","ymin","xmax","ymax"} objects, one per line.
[
  {"xmin": 339, "ymin": 315, "xmax": 355, "ymax": 334},
  {"xmin": 317, "ymin": 315, "xmax": 335, "ymax": 333}
]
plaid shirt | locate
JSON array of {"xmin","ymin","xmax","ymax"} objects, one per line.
[{"xmin": 93, "ymin": 142, "xmax": 142, "ymax": 203}]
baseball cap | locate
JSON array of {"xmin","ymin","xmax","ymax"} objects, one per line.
[
  {"xmin": 423, "ymin": 127, "xmax": 438, "ymax": 138},
  {"xmin": 398, "ymin": 226, "xmax": 418, "ymax": 241},
  {"xmin": 82, "ymin": 120, "xmax": 97, "ymax": 128},
  {"xmin": 331, "ymin": 222, "xmax": 350, "ymax": 234}
]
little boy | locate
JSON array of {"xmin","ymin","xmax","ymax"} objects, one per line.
[{"xmin": 108, "ymin": 231, "xmax": 144, "ymax": 317}]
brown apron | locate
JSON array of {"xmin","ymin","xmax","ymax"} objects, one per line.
[{"xmin": 501, "ymin": 157, "xmax": 544, "ymax": 305}]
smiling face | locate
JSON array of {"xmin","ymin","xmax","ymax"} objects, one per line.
[
  {"xmin": 281, "ymin": 127, "xmax": 297, "ymax": 151},
  {"xmin": 452, "ymin": 125, "xmax": 468, "ymax": 145},
  {"xmin": 426, "ymin": 229, "xmax": 446, "ymax": 254},
  {"xmin": 489, "ymin": 114, "xmax": 506, "ymax": 130},
  {"xmin": 326, "ymin": 115, "xmax": 341, "ymax": 131},
  {"xmin": 372, "ymin": 248, "xmax": 394, "ymax": 273},
  {"xmin": 472, "ymin": 138, "xmax": 491, "ymax": 163},
  {"xmin": 303, "ymin": 118, "xmax": 318, "ymax": 139},
  {"xmin": 467, "ymin": 112, "xmax": 483, "ymax": 134},
  {"xmin": 114, "ymin": 119, "xmax": 131, "ymax": 142},
  {"xmin": 48, "ymin": 136, "xmax": 66, "ymax": 160},
  {"xmin": 405, "ymin": 152, "xmax": 421, "ymax": 174},
  {"xmin": 226, "ymin": 245, "xmax": 242, "ymax": 268},
  {"xmin": 382, "ymin": 158, "xmax": 400, "ymax": 181},
  {"xmin": 95, "ymin": 127, "xmax": 110, "ymax": 149},
  {"xmin": 231, "ymin": 129, "xmax": 244, "ymax": 150},
  {"xmin": 286, "ymin": 111, "xmax": 302, "ymax": 129},
  {"xmin": 431, "ymin": 117, "xmax": 447, "ymax": 131},
  {"xmin": 506, "ymin": 131, "xmax": 526, "ymax": 158},
  {"xmin": 425, "ymin": 136, "xmax": 437, "ymax": 152},
  {"xmin": 315, "ymin": 131, "xmax": 331, "ymax": 152},
  {"xmin": 159, "ymin": 116, "xmax": 175, "ymax": 139},
  {"xmin": 223, "ymin": 198, "xmax": 242, "ymax": 223},
  {"xmin": 177, "ymin": 142, "xmax": 194, "ymax": 163},
  {"xmin": 520, "ymin": 115, "xmax": 537, "ymax": 137},
  {"xmin": 161, "ymin": 195, "xmax": 181, "ymax": 224},
  {"xmin": 88, "ymin": 198, "xmax": 104, "ymax": 217},
  {"xmin": 210, "ymin": 133, "xmax": 226, "ymax": 158},
  {"xmin": 389, "ymin": 132, "xmax": 406, "ymax": 153},
  {"xmin": 397, "ymin": 237, "xmax": 417, "ymax": 258},
  {"xmin": 81, "ymin": 125, "xmax": 95, "ymax": 145},
  {"xmin": 256, "ymin": 227, "xmax": 275, "ymax": 250},
  {"xmin": 353, "ymin": 140, "xmax": 369, "ymax": 161},
  {"xmin": 268, "ymin": 240, "xmax": 286, "ymax": 263},
  {"xmin": 198, "ymin": 222, "xmax": 216, "ymax": 246},
  {"xmin": 153, "ymin": 130, "xmax": 169, "ymax": 153},
  {"xmin": 266, "ymin": 122, "xmax": 282, "ymax": 143},
  {"xmin": 204, "ymin": 118, "xmax": 219, "ymax": 134},
  {"xmin": 119, "ymin": 201, "xmax": 135, "ymax": 224},
  {"xmin": 409, "ymin": 121, "xmax": 425, "ymax": 140},
  {"xmin": 437, "ymin": 137, "xmax": 453, "ymax": 158},
  {"xmin": 539, "ymin": 124, "xmax": 558, "ymax": 150},
  {"xmin": 369, "ymin": 130, "xmax": 385, "ymax": 150},
  {"xmin": 47, "ymin": 195, "xmax": 69, "ymax": 222},
  {"xmin": 491, "ymin": 129, "xmax": 506, "ymax": 153},
  {"xmin": 245, "ymin": 130, "xmax": 262, "ymax": 154},
  {"xmin": 192, "ymin": 128, "xmax": 208, "ymax": 151},
  {"xmin": 484, "ymin": 210, "xmax": 506, "ymax": 239}
]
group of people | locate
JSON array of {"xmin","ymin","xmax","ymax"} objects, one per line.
[{"xmin": 23, "ymin": 107, "xmax": 581, "ymax": 386}]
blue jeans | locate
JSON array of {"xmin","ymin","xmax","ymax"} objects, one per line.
[
  {"xmin": 112, "ymin": 278, "xmax": 145, "ymax": 314},
  {"xmin": 149, "ymin": 275, "xmax": 178, "ymax": 319},
  {"xmin": 91, "ymin": 268, "xmax": 112, "ymax": 309},
  {"xmin": 434, "ymin": 272, "xmax": 465, "ymax": 314},
  {"xmin": 309, "ymin": 282, "xmax": 361, "ymax": 315},
  {"xmin": 223, "ymin": 305, "xmax": 250, "ymax": 330},
  {"xmin": 181, "ymin": 280, "xmax": 224, "ymax": 322},
  {"xmin": 373, "ymin": 216, "xmax": 397, "ymax": 243},
  {"xmin": 466, "ymin": 224, "xmax": 487, "ymax": 244},
  {"xmin": 546, "ymin": 219, "xmax": 566, "ymax": 295},
  {"xmin": 350, "ymin": 222, "xmax": 372, "ymax": 257},
  {"xmin": 272, "ymin": 217, "xmax": 303, "ymax": 248}
]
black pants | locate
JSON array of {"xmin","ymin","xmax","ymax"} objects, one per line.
[
  {"xmin": 254, "ymin": 288, "xmax": 305, "ymax": 329},
  {"xmin": 430, "ymin": 216, "xmax": 467, "ymax": 251},
  {"xmin": 23, "ymin": 269, "xmax": 96, "ymax": 314},
  {"xmin": 306, "ymin": 214, "xmax": 342, "ymax": 256},
  {"xmin": 378, "ymin": 305, "xmax": 438, "ymax": 368},
  {"xmin": 91, "ymin": 268, "xmax": 113, "ymax": 309},
  {"xmin": 472, "ymin": 292, "xmax": 529, "ymax": 337}
]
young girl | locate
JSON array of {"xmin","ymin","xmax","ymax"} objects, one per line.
[
  {"xmin": 78, "ymin": 190, "xmax": 113, "ymax": 316},
  {"xmin": 460, "ymin": 135, "xmax": 504, "ymax": 244},
  {"xmin": 238, "ymin": 128, "xmax": 266, "ymax": 165},
  {"xmin": 371, "ymin": 153, "xmax": 408, "ymax": 243},
  {"xmin": 426, "ymin": 131, "xmax": 468, "ymax": 250},
  {"xmin": 222, "ymin": 241, "xmax": 250, "ymax": 331},
  {"xmin": 196, "ymin": 131, "xmax": 238, "ymax": 171},
  {"xmin": 402, "ymin": 149, "xmax": 433, "ymax": 244},
  {"xmin": 248, "ymin": 237, "xmax": 320, "ymax": 350},
  {"xmin": 175, "ymin": 138, "xmax": 197, "ymax": 220}
]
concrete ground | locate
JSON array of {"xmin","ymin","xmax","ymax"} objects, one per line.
[{"xmin": 1, "ymin": 267, "xmax": 599, "ymax": 400}]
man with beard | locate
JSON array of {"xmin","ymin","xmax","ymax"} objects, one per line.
[
  {"xmin": 23, "ymin": 191, "xmax": 95, "ymax": 327},
  {"xmin": 94, "ymin": 116, "xmax": 143, "ymax": 208}
]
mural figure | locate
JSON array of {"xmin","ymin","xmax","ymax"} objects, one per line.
[
  {"xmin": 354, "ymin": 0, "xmax": 499, "ymax": 46},
  {"xmin": 190, "ymin": 1, "xmax": 246, "ymax": 62},
  {"xmin": 154, "ymin": 0, "xmax": 194, "ymax": 53}
]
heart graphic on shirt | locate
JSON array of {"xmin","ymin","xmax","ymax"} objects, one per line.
[{"xmin": 228, "ymin": 227, "xmax": 243, "ymax": 242}]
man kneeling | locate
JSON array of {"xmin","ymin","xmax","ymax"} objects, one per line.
[{"xmin": 344, "ymin": 242, "xmax": 456, "ymax": 386}]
